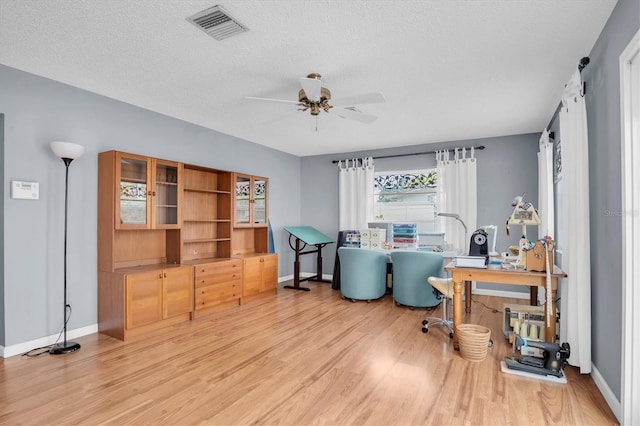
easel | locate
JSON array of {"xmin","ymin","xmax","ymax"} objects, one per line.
[{"xmin": 283, "ymin": 226, "xmax": 334, "ymax": 291}]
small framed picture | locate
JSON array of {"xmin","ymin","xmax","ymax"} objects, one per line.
[{"xmin": 554, "ymin": 140, "xmax": 562, "ymax": 183}]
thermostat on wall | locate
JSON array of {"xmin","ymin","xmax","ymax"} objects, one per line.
[{"xmin": 11, "ymin": 180, "xmax": 39, "ymax": 200}]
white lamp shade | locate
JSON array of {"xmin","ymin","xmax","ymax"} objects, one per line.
[{"xmin": 50, "ymin": 141, "xmax": 85, "ymax": 160}]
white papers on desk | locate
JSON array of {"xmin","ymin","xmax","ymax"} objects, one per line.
[{"xmin": 455, "ymin": 256, "xmax": 488, "ymax": 268}]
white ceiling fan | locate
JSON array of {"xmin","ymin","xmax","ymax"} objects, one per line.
[{"xmin": 247, "ymin": 73, "xmax": 385, "ymax": 128}]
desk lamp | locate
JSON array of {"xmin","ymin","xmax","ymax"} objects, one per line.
[
  {"xmin": 50, "ymin": 141, "xmax": 85, "ymax": 354},
  {"xmin": 437, "ymin": 213, "xmax": 467, "ymax": 254}
]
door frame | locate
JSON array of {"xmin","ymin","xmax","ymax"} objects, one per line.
[{"xmin": 620, "ymin": 28, "xmax": 640, "ymax": 426}]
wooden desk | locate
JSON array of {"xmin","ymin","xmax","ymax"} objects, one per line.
[{"xmin": 444, "ymin": 263, "xmax": 567, "ymax": 350}]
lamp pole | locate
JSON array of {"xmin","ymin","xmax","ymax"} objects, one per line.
[{"xmin": 50, "ymin": 142, "xmax": 84, "ymax": 355}]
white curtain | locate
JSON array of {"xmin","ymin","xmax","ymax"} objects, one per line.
[
  {"xmin": 538, "ymin": 130, "xmax": 555, "ymax": 305},
  {"xmin": 436, "ymin": 148, "xmax": 477, "ymax": 254},
  {"xmin": 558, "ymin": 68, "xmax": 591, "ymax": 373},
  {"xmin": 338, "ymin": 157, "xmax": 374, "ymax": 230},
  {"xmin": 538, "ymin": 129, "xmax": 555, "ymax": 240}
]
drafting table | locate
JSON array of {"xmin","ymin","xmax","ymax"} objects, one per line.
[{"xmin": 283, "ymin": 226, "xmax": 334, "ymax": 291}]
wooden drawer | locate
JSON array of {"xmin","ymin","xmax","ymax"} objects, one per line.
[
  {"xmin": 194, "ymin": 259, "xmax": 242, "ymax": 279},
  {"xmin": 196, "ymin": 270, "xmax": 242, "ymax": 287},
  {"xmin": 195, "ymin": 280, "xmax": 242, "ymax": 308}
]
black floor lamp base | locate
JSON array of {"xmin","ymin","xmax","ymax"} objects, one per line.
[{"xmin": 49, "ymin": 341, "xmax": 81, "ymax": 355}]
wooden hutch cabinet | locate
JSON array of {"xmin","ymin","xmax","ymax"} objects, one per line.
[
  {"xmin": 233, "ymin": 174, "xmax": 268, "ymax": 228},
  {"xmin": 98, "ymin": 150, "xmax": 278, "ymax": 339},
  {"xmin": 243, "ymin": 254, "xmax": 278, "ymax": 297},
  {"xmin": 115, "ymin": 152, "xmax": 182, "ymax": 230},
  {"xmin": 124, "ymin": 266, "xmax": 193, "ymax": 329},
  {"xmin": 232, "ymin": 173, "xmax": 278, "ymax": 299}
]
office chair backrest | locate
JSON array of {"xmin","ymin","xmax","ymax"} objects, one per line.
[{"xmin": 390, "ymin": 250, "xmax": 444, "ymax": 308}]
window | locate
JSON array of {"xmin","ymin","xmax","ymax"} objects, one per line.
[{"xmin": 373, "ymin": 169, "xmax": 438, "ymax": 234}]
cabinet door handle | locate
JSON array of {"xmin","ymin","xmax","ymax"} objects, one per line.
[
  {"xmin": 159, "ymin": 273, "xmax": 163, "ymax": 279},
  {"xmin": 152, "ymin": 191, "xmax": 156, "ymax": 196},
  {"xmin": 163, "ymin": 272, "xmax": 167, "ymax": 278}
]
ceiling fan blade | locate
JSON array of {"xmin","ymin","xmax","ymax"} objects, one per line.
[
  {"xmin": 333, "ymin": 107, "xmax": 378, "ymax": 124},
  {"xmin": 331, "ymin": 92, "xmax": 386, "ymax": 107},
  {"xmin": 258, "ymin": 108, "xmax": 300, "ymax": 125},
  {"xmin": 299, "ymin": 77, "xmax": 322, "ymax": 101},
  {"xmin": 246, "ymin": 96, "xmax": 300, "ymax": 105}
]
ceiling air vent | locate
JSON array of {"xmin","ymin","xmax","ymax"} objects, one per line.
[{"xmin": 186, "ymin": 5, "xmax": 248, "ymax": 41}]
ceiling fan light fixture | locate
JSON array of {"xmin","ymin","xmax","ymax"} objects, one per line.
[
  {"xmin": 298, "ymin": 87, "xmax": 331, "ymax": 104},
  {"xmin": 248, "ymin": 73, "xmax": 385, "ymax": 127}
]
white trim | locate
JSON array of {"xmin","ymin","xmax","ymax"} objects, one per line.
[
  {"xmin": 620, "ymin": 28, "xmax": 640, "ymax": 426},
  {"xmin": 592, "ymin": 364, "xmax": 622, "ymax": 423},
  {"xmin": 0, "ymin": 324, "xmax": 98, "ymax": 358}
]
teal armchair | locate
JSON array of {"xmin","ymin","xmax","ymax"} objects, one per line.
[
  {"xmin": 390, "ymin": 250, "xmax": 443, "ymax": 308},
  {"xmin": 338, "ymin": 247, "xmax": 387, "ymax": 302}
]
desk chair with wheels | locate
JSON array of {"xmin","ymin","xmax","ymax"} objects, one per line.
[{"xmin": 422, "ymin": 277, "xmax": 462, "ymax": 338}]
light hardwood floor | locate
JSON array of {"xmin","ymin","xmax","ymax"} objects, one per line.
[{"xmin": 0, "ymin": 282, "xmax": 618, "ymax": 425}]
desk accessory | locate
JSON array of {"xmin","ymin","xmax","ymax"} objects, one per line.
[
  {"xmin": 505, "ymin": 193, "xmax": 540, "ymax": 238},
  {"xmin": 469, "ymin": 228, "xmax": 488, "ymax": 256},
  {"xmin": 454, "ymin": 255, "xmax": 487, "ymax": 268},
  {"xmin": 437, "ymin": 212, "xmax": 467, "ymax": 253}
]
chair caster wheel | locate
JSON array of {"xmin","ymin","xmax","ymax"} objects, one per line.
[
  {"xmin": 351, "ymin": 299, "xmax": 356, "ymax": 303},
  {"xmin": 409, "ymin": 307, "xmax": 414, "ymax": 311},
  {"xmin": 395, "ymin": 302, "xmax": 401, "ymax": 307},
  {"xmin": 422, "ymin": 320, "xmax": 428, "ymax": 325},
  {"xmin": 449, "ymin": 332, "xmax": 454, "ymax": 339},
  {"xmin": 422, "ymin": 327, "xmax": 428, "ymax": 333}
]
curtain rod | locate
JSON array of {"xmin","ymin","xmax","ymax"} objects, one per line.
[{"xmin": 331, "ymin": 145, "xmax": 486, "ymax": 163}]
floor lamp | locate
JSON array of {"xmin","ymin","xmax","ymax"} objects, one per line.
[{"xmin": 50, "ymin": 141, "xmax": 85, "ymax": 355}]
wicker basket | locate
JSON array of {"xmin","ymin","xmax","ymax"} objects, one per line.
[{"xmin": 456, "ymin": 323, "xmax": 492, "ymax": 362}]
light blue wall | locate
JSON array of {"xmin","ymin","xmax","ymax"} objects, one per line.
[
  {"xmin": 555, "ymin": 0, "xmax": 637, "ymax": 402},
  {"xmin": 0, "ymin": 114, "xmax": 4, "ymax": 344},
  {"xmin": 584, "ymin": 0, "xmax": 638, "ymax": 401},
  {"xmin": 300, "ymin": 133, "xmax": 540, "ymax": 290},
  {"xmin": 0, "ymin": 65, "xmax": 301, "ymax": 347}
]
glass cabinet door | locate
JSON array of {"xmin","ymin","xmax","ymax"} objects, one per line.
[
  {"xmin": 253, "ymin": 178, "xmax": 267, "ymax": 226},
  {"xmin": 153, "ymin": 160, "xmax": 180, "ymax": 228},
  {"xmin": 117, "ymin": 153, "xmax": 151, "ymax": 228},
  {"xmin": 234, "ymin": 175, "xmax": 251, "ymax": 226}
]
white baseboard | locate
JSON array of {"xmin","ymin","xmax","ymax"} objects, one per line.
[
  {"xmin": 0, "ymin": 324, "xmax": 98, "ymax": 358},
  {"xmin": 278, "ymin": 273, "xmax": 333, "ymax": 284},
  {"xmin": 591, "ymin": 363, "xmax": 622, "ymax": 423}
]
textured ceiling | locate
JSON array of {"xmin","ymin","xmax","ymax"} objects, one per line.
[{"xmin": 0, "ymin": 0, "xmax": 617, "ymax": 156}]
